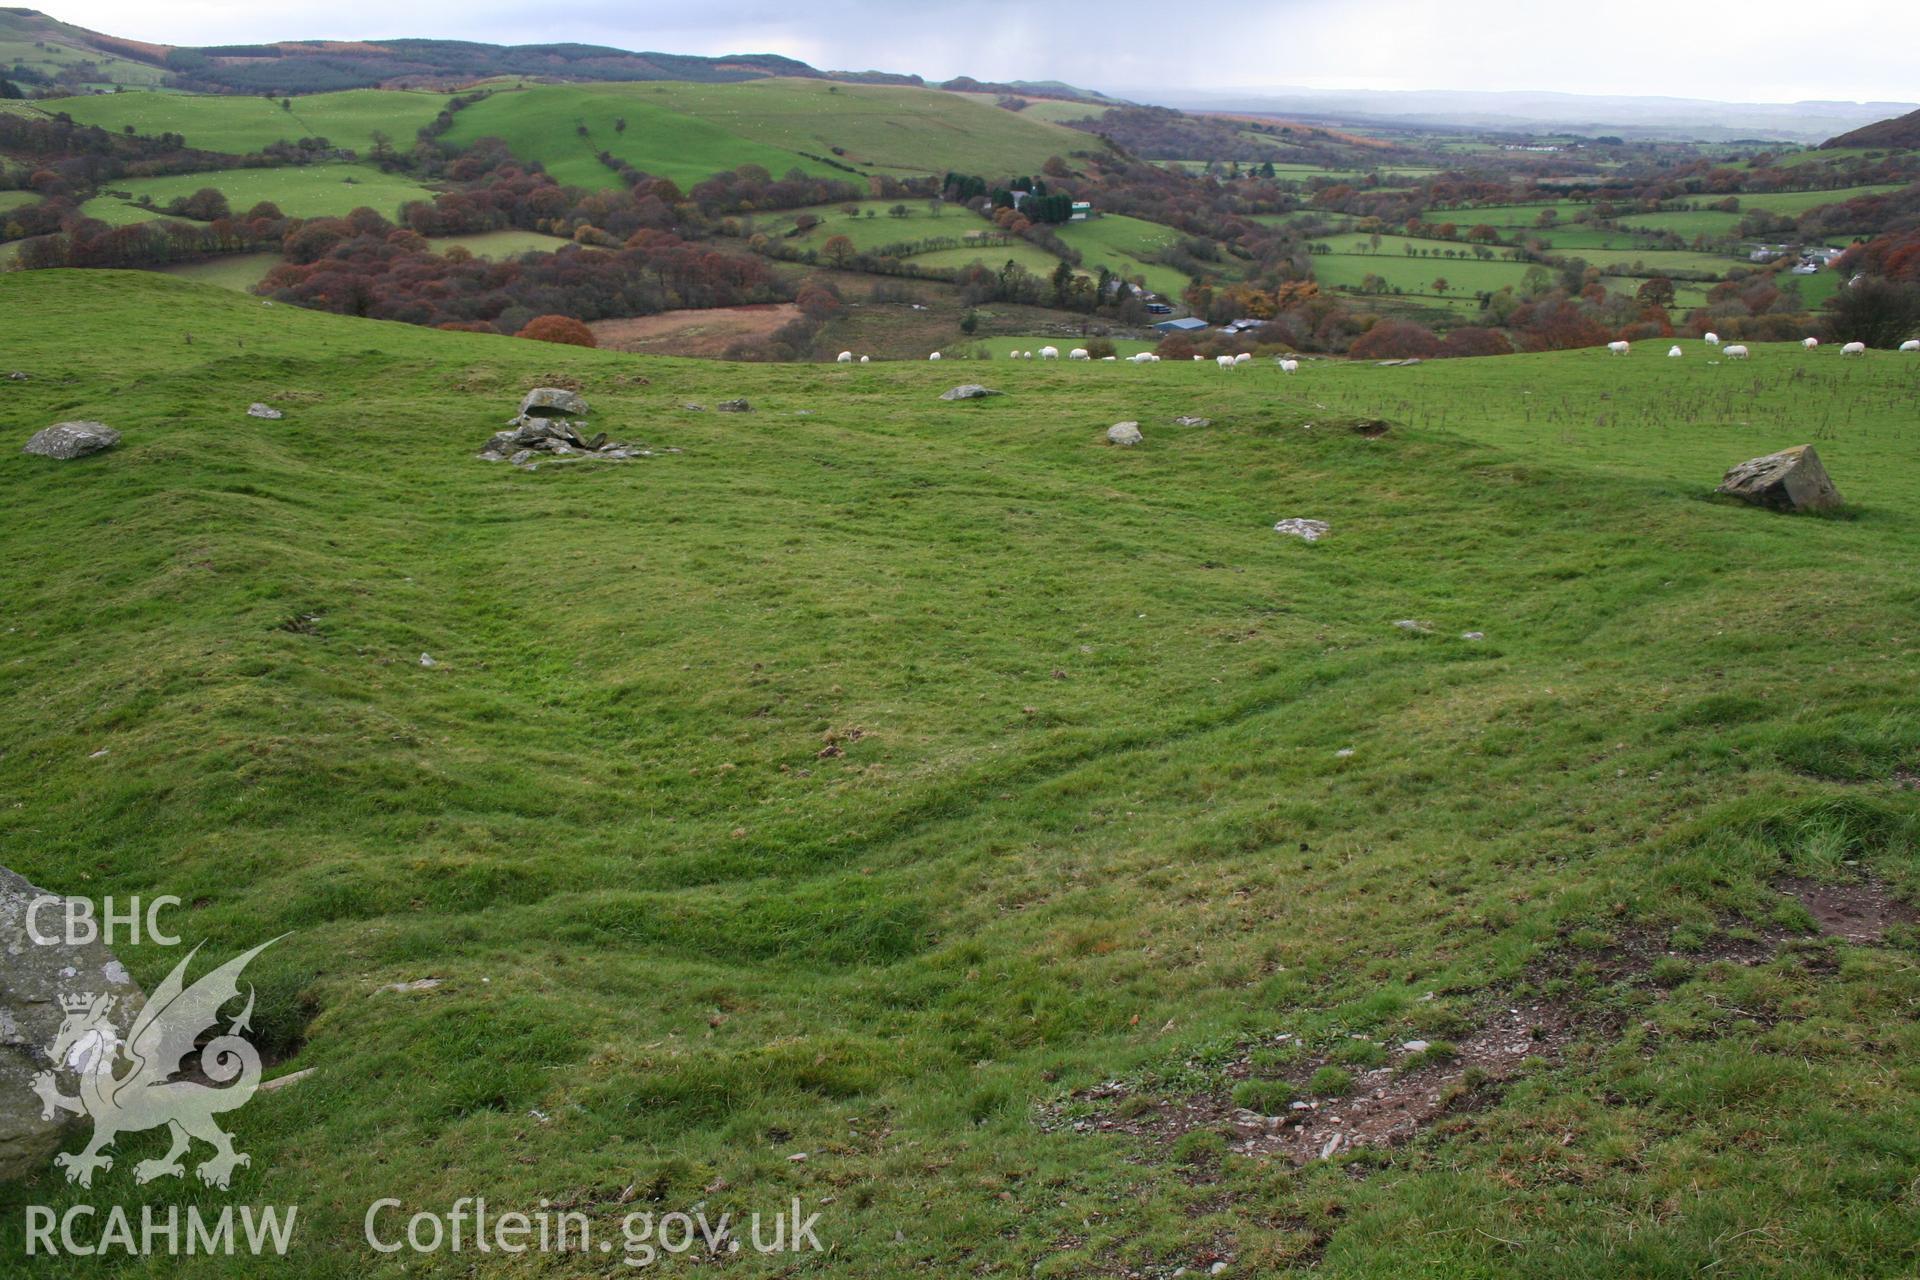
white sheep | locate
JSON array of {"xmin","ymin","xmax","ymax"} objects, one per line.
[
  {"xmin": 1841, "ymin": 341, "xmax": 1867, "ymax": 356},
  {"xmin": 1233, "ymin": 352, "xmax": 1252, "ymax": 365},
  {"xmin": 1039, "ymin": 346, "xmax": 1059, "ymax": 360},
  {"xmin": 1022, "ymin": 351, "xmax": 1033, "ymax": 360},
  {"xmin": 1724, "ymin": 344, "xmax": 1750, "ymax": 360},
  {"xmin": 1803, "ymin": 337, "xmax": 1820, "ymax": 350},
  {"xmin": 860, "ymin": 355, "xmax": 870, "ymax": 364},
  {"xmin": 929, "ymin": 352, "xmax": 942, "ymax": 361},
  {"xmin": 1009, "ymin": 349, "xmax": 1021, "ymax": 359},
  {"xmin": 1216, "ymin": 355, "xmax": 1236, "ymax": 369},
  {"xmin": 1069, "ymin": 348, "xmax": 1090, "ymax": 360},
  {"xmin": 837, "ymin": 351, "xmax": 853, "ymax": 364},
  {"xmin": 1704, "ymin": 332, "xmax": 1720, "ymax": 345},
  {"xmin": 1278, "ymin": 359, "xmax": 1299, "ymax": 373},
  {"xmin": 1127, "ymin": 352, "xmax": 1152, "ymax": 364},
  {"xmin": 1900, "ymin": 339, "xmax": 1920, "ymax": 352},
  {"xmin": 1192, "ymin": 355, "xmax": 1204, "ymax": 362},
  {"xmin": 1667, "ymin": 346, "xmax": 1683, "ymax": 358},
  {"xmin": 1607, "ymin": 340, "xmax": 1630, "ymax": 355}
]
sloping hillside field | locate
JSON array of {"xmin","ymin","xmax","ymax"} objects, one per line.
[{"xmin": 2, "ymin": 272, "xmax": 1919, "ymax": 1276}]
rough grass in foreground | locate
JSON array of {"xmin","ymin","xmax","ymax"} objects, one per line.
[{"xmin": 0, "ymin": 272, "xmax": 1917, "ymax": 1277}]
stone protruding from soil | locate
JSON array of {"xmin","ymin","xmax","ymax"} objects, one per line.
[
  {"xmin": 1717, "ymin": 444, "xmax": 1844, "ymax": 512},
  {"xmin": 518, "ymin": 387, "xmax": 589, "ymax": 419},
  {"xmin": 1273, "ymin": 519, "xmax": 1330, "ymax": 542},
  {"xmin": 1, "ymin": 865, "xmax": 148, "ymax": 1182},
  {"xmin": 1107, "ymin": 422, "xmax": 1143, "ymax": 447},
  {"xmin": 23, "ymin": 422, "xmax": 119, "ymax": 460},
  {"xmin": 939, "ymin": 385, "xmax": 1002, "ymax": 401},
  {"xmin": 246, "ymin": 403, "xmax": 283, "ymax": 420},
  {"xmin": 715, "ymin": 399, "xmax": 752, "ymax": 413}
]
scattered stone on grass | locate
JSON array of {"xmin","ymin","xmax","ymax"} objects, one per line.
[
  {"xmin": 1461, "ymin": 631, "xmax": 1486, "ymax": 641},
  {"xmin": 1107, "ymin": 422, "xmax": 1143, "ymax": 447},
  {"xmin": 939, "ymin": 384, "xmax": 1002, "ymax": 401},
  {"xmin": 1393, "ymin": 619, "xmax": 1433, "ymax": 634},
  {"xmin": 2, "ymin": 865, "xmax": 147, "ymax": 1183},
  {"xmin": 715, "ymin": 398, "xmax": 752, "ymax": 413},
  {"xmin": 1040, "ymin": 1000, "xmax": 1573, "ymax": 1167},
  {"xmin": 1716, "ymin": 444, "xmax": 1844, "ymax": 512},
  {"xmin": 518, "ymin": 387, "xmax": 589, "ymax": 419},
  {"xmin": 23, "ymin": 421, "xmax": 119, "ymax": 460},
  {"xmin": 1273, "ymin": 518, "xmax": 1330, "ymax": 542},
  {"xmin": 1173, "ymin": 416, "xmax": 1212, "ymax": 427},
  {"xmin": 246, "ymin": 403, "xmax": 283, "ymax": 420},
  {"xmin": 6, "ymin": 372, "xmax": 28, "ymax": 382}
]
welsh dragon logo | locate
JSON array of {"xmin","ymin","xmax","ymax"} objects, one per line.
[{"xmin": 30, "ymin": 938, "xmax": 282, "ymax": 1190}]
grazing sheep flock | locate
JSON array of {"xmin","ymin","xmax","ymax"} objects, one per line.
[{"xmin": 834, "ymin": 332, "xmax": 1915, "ymax": 373}]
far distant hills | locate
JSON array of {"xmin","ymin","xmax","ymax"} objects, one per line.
[{"xmin": 1133, "ymin": 86, "xmax": 1919, "ymax": 144}]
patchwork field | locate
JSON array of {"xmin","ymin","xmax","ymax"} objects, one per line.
[
  {"xmin": 1308, "ymin": 235, "xmax": 1717, "ymax": 308},
  {"xmin": 441, "ymin": 86, "xmax": 834, "ymax": 191},
  {"xmin": 78, "ymin": 164, "xmax": 439, "ymax": 225},
  {"xmin": 2, "ymin": 270, "xmax": 1918, "ymax": 1277},
  {"xmin": 444, "ymin": 79, "xmax": 1089, "ymax": 190},
  {"xmin": 41, "ymin": 89, "xmax": 452, "ymax": 157},
  {"xmin": 638, "ymin": 78, "xmax": 1093, "ymax": 178}
]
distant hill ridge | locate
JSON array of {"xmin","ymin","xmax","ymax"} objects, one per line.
[{"xmin": 0, "ymin": 7, "xmax": 1114, "ymax": 104}]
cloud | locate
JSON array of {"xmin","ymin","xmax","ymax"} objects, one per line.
[{"xmin": 47, "ymin": 0, "xmax": 1920, "ymax": 103}]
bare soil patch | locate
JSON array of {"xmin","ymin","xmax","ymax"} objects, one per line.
[
  {"xmin": 591, "ymin": 305, "xmax": 802, "ymax": 358},
  {"xmin": 1777, "ymin": 875, "xmax": 1915, "ymax": 944}
]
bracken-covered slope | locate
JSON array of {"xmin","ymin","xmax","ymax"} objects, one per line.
[
  {"xmin": 1, "ymin": 270, "xmax": 1918, "ymax": 1277},
  {"xmin": 1825, "ymin": 106, "xmax": 1920, "ymax": 150}
]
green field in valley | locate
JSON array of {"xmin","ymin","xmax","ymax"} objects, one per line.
[
  {"xmin": 3, "ymin": 270, "xmax": 1919, "ymax": 1277},
  {"xmin": 42, "ymin": 88, "xmax": 452, "ymax": 157},
  {"xmin": 428, "ymin": 229, "xmax": 574, "ymax": 258},
  {"xmin": 1055, "ymin": 212, "xmax": 1191, "ymax": 297},
  {"xmin": 155, "ymin": 252, "xmax": 283, "ymax": 292},
  {"xmin": 902, "ymin": 240, "xmax": 1067, "ymax": 277},
  {"xmin": 77, "ymin": 164, "xmax": 439, "ymax": 225},
  {"xmin": 748, "ymin": 200, "xmax": 999, "ymax": 254}
]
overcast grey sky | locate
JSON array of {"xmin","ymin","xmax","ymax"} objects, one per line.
[{"xmin": 46, "ymin": 1, "xmax": 1920, "ymax": 104}]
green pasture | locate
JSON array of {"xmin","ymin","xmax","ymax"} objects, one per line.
[
  {"xmin": 42, "ymin": 88, "xmax": 451, "ymax": 157},
  {"xmin": 2, "ymin": 271, "xmax": 1919, "ymax": 1278},
  {"xmin": 78, "ymin": 164, "xmax": 438, "ymax": 225}
]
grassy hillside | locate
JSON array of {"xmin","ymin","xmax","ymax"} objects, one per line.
[
  {"xmin": 631, "ymin": 78, "xmax": 1089, "ymax": 178},
  {"xmin": 40, "ymin": 88, "xmax": 451, "ymax": 157},
  {"xmin": 78, "ymin": 163, "xmax": 438, "ymax": 225},
  {"xmin": 2, "ymin": 272, "xmax": 1919, "ymax": 1277},
  {"xmin": 443, "ymin": 80, "xmax": 1091, "ymax": 190},
  {"xmin": 441, "ymin": 85, "xmax": 835, "ymax": 191},
  {"xmin": 0, "ymin": 8, "xmax": 168, "ymax": 92}
]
